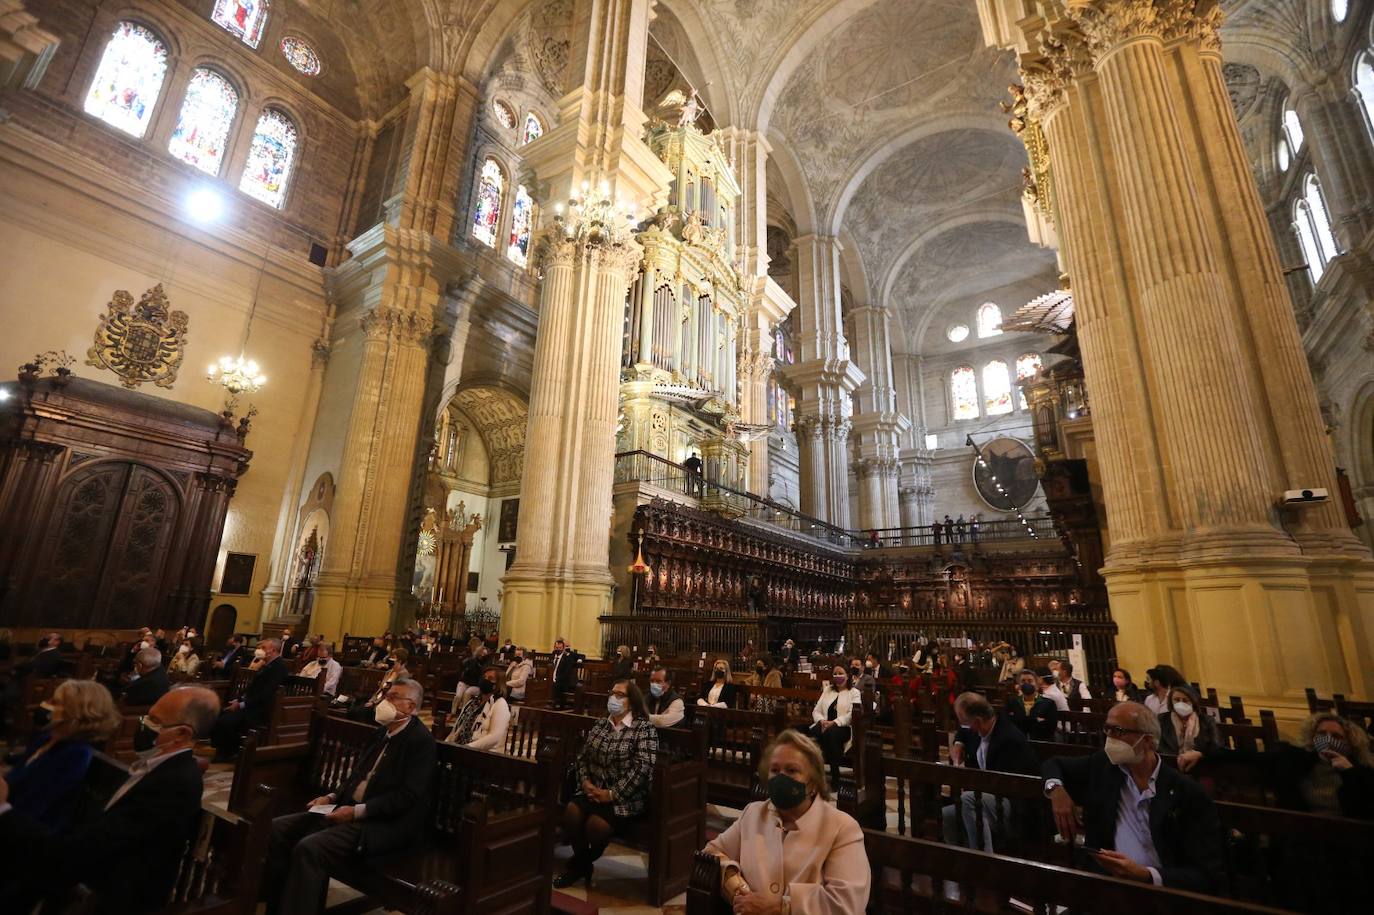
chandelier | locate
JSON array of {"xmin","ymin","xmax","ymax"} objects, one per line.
[
  {"xmin": 553, "ymin": 180, "xmax": 639, "ymax": 246},
  {"xmin": 207, "ymin": 354, "xmax": 267, "ymax": 395}
]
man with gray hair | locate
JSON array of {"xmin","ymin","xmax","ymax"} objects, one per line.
[
  {"xmin": 267, "ymin": 677, "xmax": 435, "ymax": 915},
  {"xmin": 943, "ymin": 691, "xmax": 1040, "ymax": 851},
  {"xmin": 122, "ymin": 646, "xmax": 170, "ymax": 706},
  {"xmin": 1043, "ymin": 701, "xmax": 1224, "ymax": 892},
  {"xmin": 211, "ymin": 637, "xmax": 289, "ymax": 761}
]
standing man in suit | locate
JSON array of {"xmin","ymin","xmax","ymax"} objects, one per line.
[
  {"xmin": 267, "ymin": 678, "xmax": 435, "ymax": 915},
  {"xmin": 945, "ymin": 692, "xmax": 1041, "ymax": 850},
  {"xmin": 1043, "ymin": 701, "xmax": 1224, "ymax": 893},
  {"xmin": 1004, "ymin": 669, "xmax": 1059, "ymax": 741},
  {"xmin": 121, "ymin": 647, "xmax": 170, "ymax": 706},
  {"xmin": 550, "ymin": 637, "xmax": 579, "ymax": 709},
  {"xmin": 0, "ymin": 686, "xmax": 220, "ymax": 913},
  {"xmin": 211, "ymin": 638, "xmax": 288, "ymax": 761}
]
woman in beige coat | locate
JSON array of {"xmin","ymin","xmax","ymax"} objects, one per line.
[{"xmin": 703, "ymin": 730, "xmax": 869, "ymax": 914}]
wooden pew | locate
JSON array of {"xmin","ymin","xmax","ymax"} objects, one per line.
[
  {"xmin": 259, "ymin": 676, "xmax": 324, "ymax": 746},
  {"xmin": 693, "ymin": 705, "xmax": 788, "ymax": 808},
  {"xmin": 889, "ymin": 695, "xmax": 941, "ymax": 761}
]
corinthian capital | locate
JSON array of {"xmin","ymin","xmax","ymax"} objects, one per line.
[
  {"xmin": 1069, "ymin": 0, "xmax": 1221, "ymax": 63},
  {"xmin": 589, "ymin": 238, "xmax": 645, "ymax": 287}
]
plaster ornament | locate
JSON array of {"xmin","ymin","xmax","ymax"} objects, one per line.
[{"xmin": 85, "ymin": 284, "xmax": 188, "ymax": 389}]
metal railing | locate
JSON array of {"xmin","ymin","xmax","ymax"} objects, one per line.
[{"xmin": 613, "ymin": 450, "xmax": 1058, "ymax": 551}]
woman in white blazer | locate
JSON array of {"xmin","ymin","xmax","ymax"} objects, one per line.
[
  {"xmin": 505, "ymin": 649, "xmax": 534, "ymax": 702},
  {"xmin": 805, "ymin": 665, "xmax": 862, "ymax": 785},
  {"xmin": 445, "ymin": 667, "xmax": 511, "ymax": 751}
]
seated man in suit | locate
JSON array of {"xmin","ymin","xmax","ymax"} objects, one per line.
[
  {"xmin": 210, "ymin": 637, "xmax": 289, "ymax": 761},
  {"xmin": 0, "ymin": 686, "xmax": 220, "ymax": 913},
  {"xmin": 1004, "ymin": 669, "xmax": 1059, "ymax": 741},
  {"xmin": 122, "ymin": 647, "xmax": 170, "ymax": 706},
  {"xmin": 209, "ymin": 634, "xmax": 249, "ymax": 676},
  {"xmin": 17, "ymin": 632, "xmax": 64, "ymax": 679},
  {"xmin": 944, "ymin": 691, "xmax": 1041, "ymax": 851},
  {"xmin": 1043, "ymin": 701, "xmax": 1224, "ymax": 893},
  {"xmin": 267, "ymin": 678, "xmax": 436, "ymax": 915}
]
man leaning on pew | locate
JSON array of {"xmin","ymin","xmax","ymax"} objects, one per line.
[
  {"xmin": 1042, "ymin": 701, "xmax": 1224, "ymax": 893},
  {"xmin": 944, "ymin": 691, "xmax": 1041, "ymax": 851},
  {"xmin": 266, "ymin": 678, "xmax": 436, "ymax": 915}
]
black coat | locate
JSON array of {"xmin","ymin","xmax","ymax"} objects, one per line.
[
  {"xmin": 1042, "ymin": 751, "xmax": 1224, "ymax": 893},
  {"xmin": 337, "ymin": 716, "xmax": 437, "ymax": 855},
  {"xmin": 212, "ymin": 645, "xmax": 250, "ymax": 673},
  {"xmin": 1004, "ymin": 694, "xmax": 1059, "ymax": 741},
  {"xmin": 1156, "ymin": 711, "xmax": 1221, "ymax": 756},
  {"xmin": 240, "ymin": 657, "xmax": 290, "ymax": 725},
  {"xmin": 18, "ymin": 647, "xmax": 63, "ymax": 679},
  {"xmin": 550, "ymin": 651, "xmax": 579, "ymax": 691},
  {"xmin": 610, "ymin": 656, "xmax": 634, "ymax": 680},
  {"xmin": 954, "ymin": 712, "xmax": 1041, "ymax": 777},
  {"xmin": 0, "ymin": 749, "xmax": 204, "ymax": 913},
  {"xmin": 121, "ymin": 667, "xmax": 170, "ymax": 707},
  {"xmin": 698, "ymin": 679, "xmax": 738, "ymax": 708}
]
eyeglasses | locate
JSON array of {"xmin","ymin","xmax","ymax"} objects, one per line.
[{"xmin": 1102, "ymin": 725, "xmax": 1145, "ymax": 740}]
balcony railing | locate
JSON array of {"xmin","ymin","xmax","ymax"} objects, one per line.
[{"xmin": 613, "ymin": 450, "xmax": 1058, "ymax": 551}]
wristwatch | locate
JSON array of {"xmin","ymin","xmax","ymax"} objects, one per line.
[{"xmin": 1043, "ymin": 778, "xmax": 1064, "ymax": 798}]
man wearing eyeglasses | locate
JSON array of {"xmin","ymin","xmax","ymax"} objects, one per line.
[
  {"xmin": 266, "ymin": 678, "xmax": 435, "ymax": 915},
  {"xmin": 1042, "ymin": 701, "xmax": 1224, "ymax": 893}
]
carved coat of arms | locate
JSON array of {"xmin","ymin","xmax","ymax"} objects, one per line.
[{"xmin": 86, "ymin": 284, "xmax": 188, "ymax": 389}]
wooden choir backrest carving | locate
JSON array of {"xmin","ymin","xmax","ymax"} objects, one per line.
[{"xmin": 0, "ymin": 374, "xmax": 252, "ymax": 629}]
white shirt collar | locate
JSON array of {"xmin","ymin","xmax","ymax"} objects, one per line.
[{"xmin": 611, "ymin": 711, "xmax": 635, "ymax": 731}]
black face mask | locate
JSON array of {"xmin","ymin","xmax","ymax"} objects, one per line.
[
  {"xmin": 134, "ymin": 721, "xmax": 159, "ymax": 753},
  {"xmin": 767, "ymin": 773, "xmax": 809, "ymax": 811},
  {"xmin": 479, "ymin": 679, "xmax": 495, "ymax": 695},
  {"xmin": 1019, "ymin": 682, "xmax": 1037, "ymax": 696},
  {"xmin": 714, "ymin": 669, "xmax": 725, "ymax": 680}
]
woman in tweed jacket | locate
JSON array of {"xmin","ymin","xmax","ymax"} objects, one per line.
[{"xmin": 554, "ymin": 678, "xmax": 659, "ymax": 888}]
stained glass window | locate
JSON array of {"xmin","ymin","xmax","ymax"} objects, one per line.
[
  {"xmin": 492, "ymin": 99, "xmax": 516, "ymax": 129},
  {"xmin": 951, "ymin": 366, "xmax": 979, "ymax": 421},
  {"xmin": 946, "ymin": 324, "xmax": 969, "ymax": 343},
  {"xmin": 83, "ymin": 22, "xmax": 168, "ymax": 138},
  {"xmin": 1015, "ymin": 352, "xmax": 1042, "ymax": 409},
  {"xmin": 522, "ymin": 112, "xmax": 544, "ymax": 145},
  {"xmin": 281, "ymin": 37, "xmax": 321, "ymax": 76},
  {"xmin": 984, "ymin": 360, "xmax": 1013, "ymax": 415},
  {"xmin": 1356, "ymin": 52, "xmax": 1374, "ymax": 141},
  {"xmin": 472, "ymin": 157, "xmax": 504, "ymax": 248},
  {"xmin": 507, "ymin": 184, "xmax": 534, "ymax": 266},
  {"xmin": 212, "ymin": 0, "xmax": 270, "ymax": 49},
  {"xmin": 976, "ymin": 303, "xmax": 1003, "ymax": 338},
  {"xmin": 238, "ymin": 108, "xmax": 298, "ymax": 208},
  {"xmin": 168, "ymin": 69, "xmax": 238, "ymax": 176}
]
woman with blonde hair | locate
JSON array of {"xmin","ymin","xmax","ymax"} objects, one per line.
[
  {"xmin": 703, "ymin": 730, "xmax": 869, "ymax": 913},
  {"xmin": 4, "ymin": 679, "xmax": 121, "ymax": 830},
  {"xmin": 697, "ymin": 657, "xmax": 737, "ymax": 708}
]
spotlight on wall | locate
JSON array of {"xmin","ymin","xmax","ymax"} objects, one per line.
[
  {"xmin": 0, "ymin": 387, "xmax": 10, "ymax": 402},
  {"xmin": 185, "ymin": 186, "xmax": 225, "ymax": 223}
]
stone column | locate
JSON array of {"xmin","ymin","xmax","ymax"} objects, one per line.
[
  {"xmin": 785, "ymin": 234, "xmax": 864, "ymax": 526},
  {"xmin": 979, "ymin": 0, "xmax": 1374, "ymax": 716},
  {"xmin": 1292, "ymin": 78, "xmax": 1374, "ymax": 252},
  {"xmin": 850, "ymin": 302, "xmax": 910, "ymax": 530},
  {"xmin": 502, "ymin": 0, "xmax": 674, "ymax": 652},
  {"xmin": 305, "ymin": 69, "xmax": 478, "ymax": 641}
]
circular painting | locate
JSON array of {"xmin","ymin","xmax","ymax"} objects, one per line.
[{"xmin": 972, "ymin": 437, "xmax": 1038, "ymax": 511}]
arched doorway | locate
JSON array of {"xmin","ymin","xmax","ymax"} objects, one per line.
[{"xmin": 206, "ymin": 603, "xmax": 237, "ymax": 649}]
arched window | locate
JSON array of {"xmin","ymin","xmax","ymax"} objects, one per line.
[
  {"xmin": 280, "ymin": 37, "xmax": 321, "ymax": 76},
  {"xmin": 983, "ymin": 360, "xmax": 1013, "ymax": 415},
  {"xmin": 492, "ymin": 99, "xmax": 516, "ymax": 130},
  {"xmin": 946, "ymin": 324, "xmax": 969, "ymax": 343},
  {"xmin": 1283, "ymin": 102, "xmax": 1304, "ymax": 153},
  {"xmin": 507, "ymin": 184, "xmax": 534, "ymax": 266},
  {"xmin": 1331, "ymin": 0, "xmax": 1348, "ymax": 23},
  {"xmin": 168, "ymin": 68, "xmax": 238, "ymax": 176},
  {"xmin": 976, "ymin": 303, "xmax": 1003, "ymax": 338},
  {"xmin": 211, "ymin": 0, "xmax": 271, "ymax": 49},
  {"xmin": 1293, "ymin": 173, "xmax": 1339, "ymax": 283},
  {"xmin": 471, "ymin": 157, "xmax": 505, "ymax": 248},
  {"xmin": 522, "ymin": 112, "xmax": 544, "ymax": 145},
  {"xmin": 951, "ymin": 366, "xmax": 979, "ymax": 421},
  {"xmin": 238, "ymin": 108, "xmax": 298, "ymax": 208},
  {"xmin": 83, "ymin": 22, "xmax": 168, "ymax": 138},
  {"xmin": 1355, "ymin": 51, "xmax": 1374, "ymax": 140},
  {"xmin": 1015, "ymin": 352, "xmax": 1043, "ymax": 409}
]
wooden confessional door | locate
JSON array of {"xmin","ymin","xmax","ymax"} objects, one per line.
[{"xmin": 26, "ymin": 461, "xmax": 181, "ymax": 628}]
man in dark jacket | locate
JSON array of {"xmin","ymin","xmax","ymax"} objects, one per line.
[
  {"xmin": 550, "ymin": 637, "xmax": 579, "ymax": 709},
  {"xmin": 121, "ymin": 647, "xmax": 171, "ymax": 706},
  {"xmin": 1043, "ymin": 701, "xmax": 1224, "ymax": 894},
  {"xmin": 1005, "ymin": 669, "xmax": 1059, "ymax": 741},
  {"xmin": 267, "ymin": 678, "xmax": 435, "ymax": 915},
  {"xmin": 209, "ymin": 635, "xmax": 249, "ymax": 676},
  {"xmin": 210, "ymin": 638, "xmax": 289, "ymax": 760},
  {"xmin": 0, "ymin": 686, "xmax": 219, "ymax": 913},
  {"xmin": 944, "ymin": 691, "xmax": 1041, "ymax": 850},
  {"xmin": 17, "ymin": 632, "xmax": 64, "ymax": 679}
]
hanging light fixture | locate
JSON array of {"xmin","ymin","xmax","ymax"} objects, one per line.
[{"xmin": 209, "ymin": 238, "xmax": 271, "ymax": 399}]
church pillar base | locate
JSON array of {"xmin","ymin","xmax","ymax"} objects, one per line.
[
  {"xmin": 307, "ymin": 581, "xmax": 399, "ymax": 644},
  {"xmin": 501, "ymin": 570, "xmax": 612, "ymax": 655},
  {"xmin": 1103, "ymin": 552, "xmax": 1374, "ymax": 731}
]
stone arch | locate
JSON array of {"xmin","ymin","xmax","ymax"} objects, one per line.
[
  {"xmin": 878, "ymin": 204, "xmax": 1028, "ymax": 309},
  {"xmin": 437, "ymin": 382, "xmax": 530, "ymax": 492},
  {"xmin": 763, "ymin": 132, "xmax": 819, "ymax": 236},
  {"xmin": 753, "ymin": 0, "xmax": 885, "ymax": 130}
]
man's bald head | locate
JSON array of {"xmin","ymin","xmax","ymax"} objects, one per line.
[{"xmin": 153, "ymin": 686, "xmax": 221, "ymax": 740}]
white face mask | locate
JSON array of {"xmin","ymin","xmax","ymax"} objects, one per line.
[
  {"xmin": 178, "ymin": 645, "xmax": 190, "ymax": 655},
  {"xmin": 374, "ymin": 699, "xmax": 403, "ymax": 724},
  {"xmin": 254, "ymin": 648, "xmax": 266, "ymax": 660},
  {"xmin": 1173, "ymin": 702, "xmax": 1194, "ymax": 718},
  {"xmin": 607, "ymin": 695, "xmax": 626, "ymax": 717},
  {"xmin": 140, "ymin": 641, "xmax": 153, "ymax": 650},
  {"xmin": 1104, "ymin": 735, "xmax": 1144, "ymax": 766}
]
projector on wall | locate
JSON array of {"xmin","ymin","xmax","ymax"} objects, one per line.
[{"xmin": 1280, "ymin": 488, "xmax": 1329, "ymax": 506}]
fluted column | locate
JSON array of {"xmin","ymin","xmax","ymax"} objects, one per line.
[
  {"xmin": 979, "ymin": 0, "xmax": 1374, "ymax": 715},
  {"xmin": 503, "ymin": 0, "xmax": 674, "ymax": 651},
  {"xmin": 850, "ymin": 302, "xmax": 909, "ymax": 530}
]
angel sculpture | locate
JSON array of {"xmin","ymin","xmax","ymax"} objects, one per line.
[{"xmin": 657, "ymin": 88, "xmax": 703, "ymax": 128}]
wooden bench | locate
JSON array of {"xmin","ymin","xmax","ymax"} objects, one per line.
[
  {"xmin": 693, "ymin": 705, "xmax": 788, "ymax": 808},
  {"xmin": 230, "ymin": 713, "xmax": 559, "ymax": 914}
]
